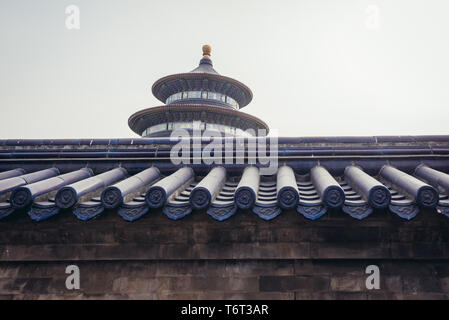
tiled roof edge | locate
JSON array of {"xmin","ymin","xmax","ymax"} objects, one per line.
[{"xmin": 0, "ymin": 135, "xmax": 448, "ymax": 147}]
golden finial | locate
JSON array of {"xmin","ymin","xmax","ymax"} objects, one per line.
[{"xmin": 202, "ymin": 44, "xmax": 211, "ymax": 59}]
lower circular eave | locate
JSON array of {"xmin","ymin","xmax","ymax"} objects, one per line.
[{"xmin": 128, "ymin": 105, "xmax": 269, "ymax": 136}]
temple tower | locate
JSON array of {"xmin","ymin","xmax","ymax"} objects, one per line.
[{"xmin": 128, "ymin": 45, "xmax": 269, "ymax": 137}]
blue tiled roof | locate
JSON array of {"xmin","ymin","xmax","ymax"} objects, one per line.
[{"xmin": 0, "ymin": 136, "xmax": 449, "ymax": 222}]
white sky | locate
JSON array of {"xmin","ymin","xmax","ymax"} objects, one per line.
[{"xmin": 0, "ymin": 0, "xmax": 448, "ymax": 138}]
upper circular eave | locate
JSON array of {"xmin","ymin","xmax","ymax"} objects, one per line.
[{"xmin": 151, "ymin": 72, "xmax": 253, "ymax": 108}]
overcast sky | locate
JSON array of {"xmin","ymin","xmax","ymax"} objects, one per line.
[{"xmin": 0, "ymin": 0, "xmax": 448, "ymax": 138}]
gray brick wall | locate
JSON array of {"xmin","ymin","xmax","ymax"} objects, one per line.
[
  {"xmin": 1, "ymin": 260, "xmax": 448, "ymax": 299},
  {"xmin": 0, "ymin": 207, "xmax": 448, "ymax": 299}
]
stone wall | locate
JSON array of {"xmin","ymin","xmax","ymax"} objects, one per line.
[{"xmin": 0, "ymin": 207, "xmax": 448, "ymax": 299}]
